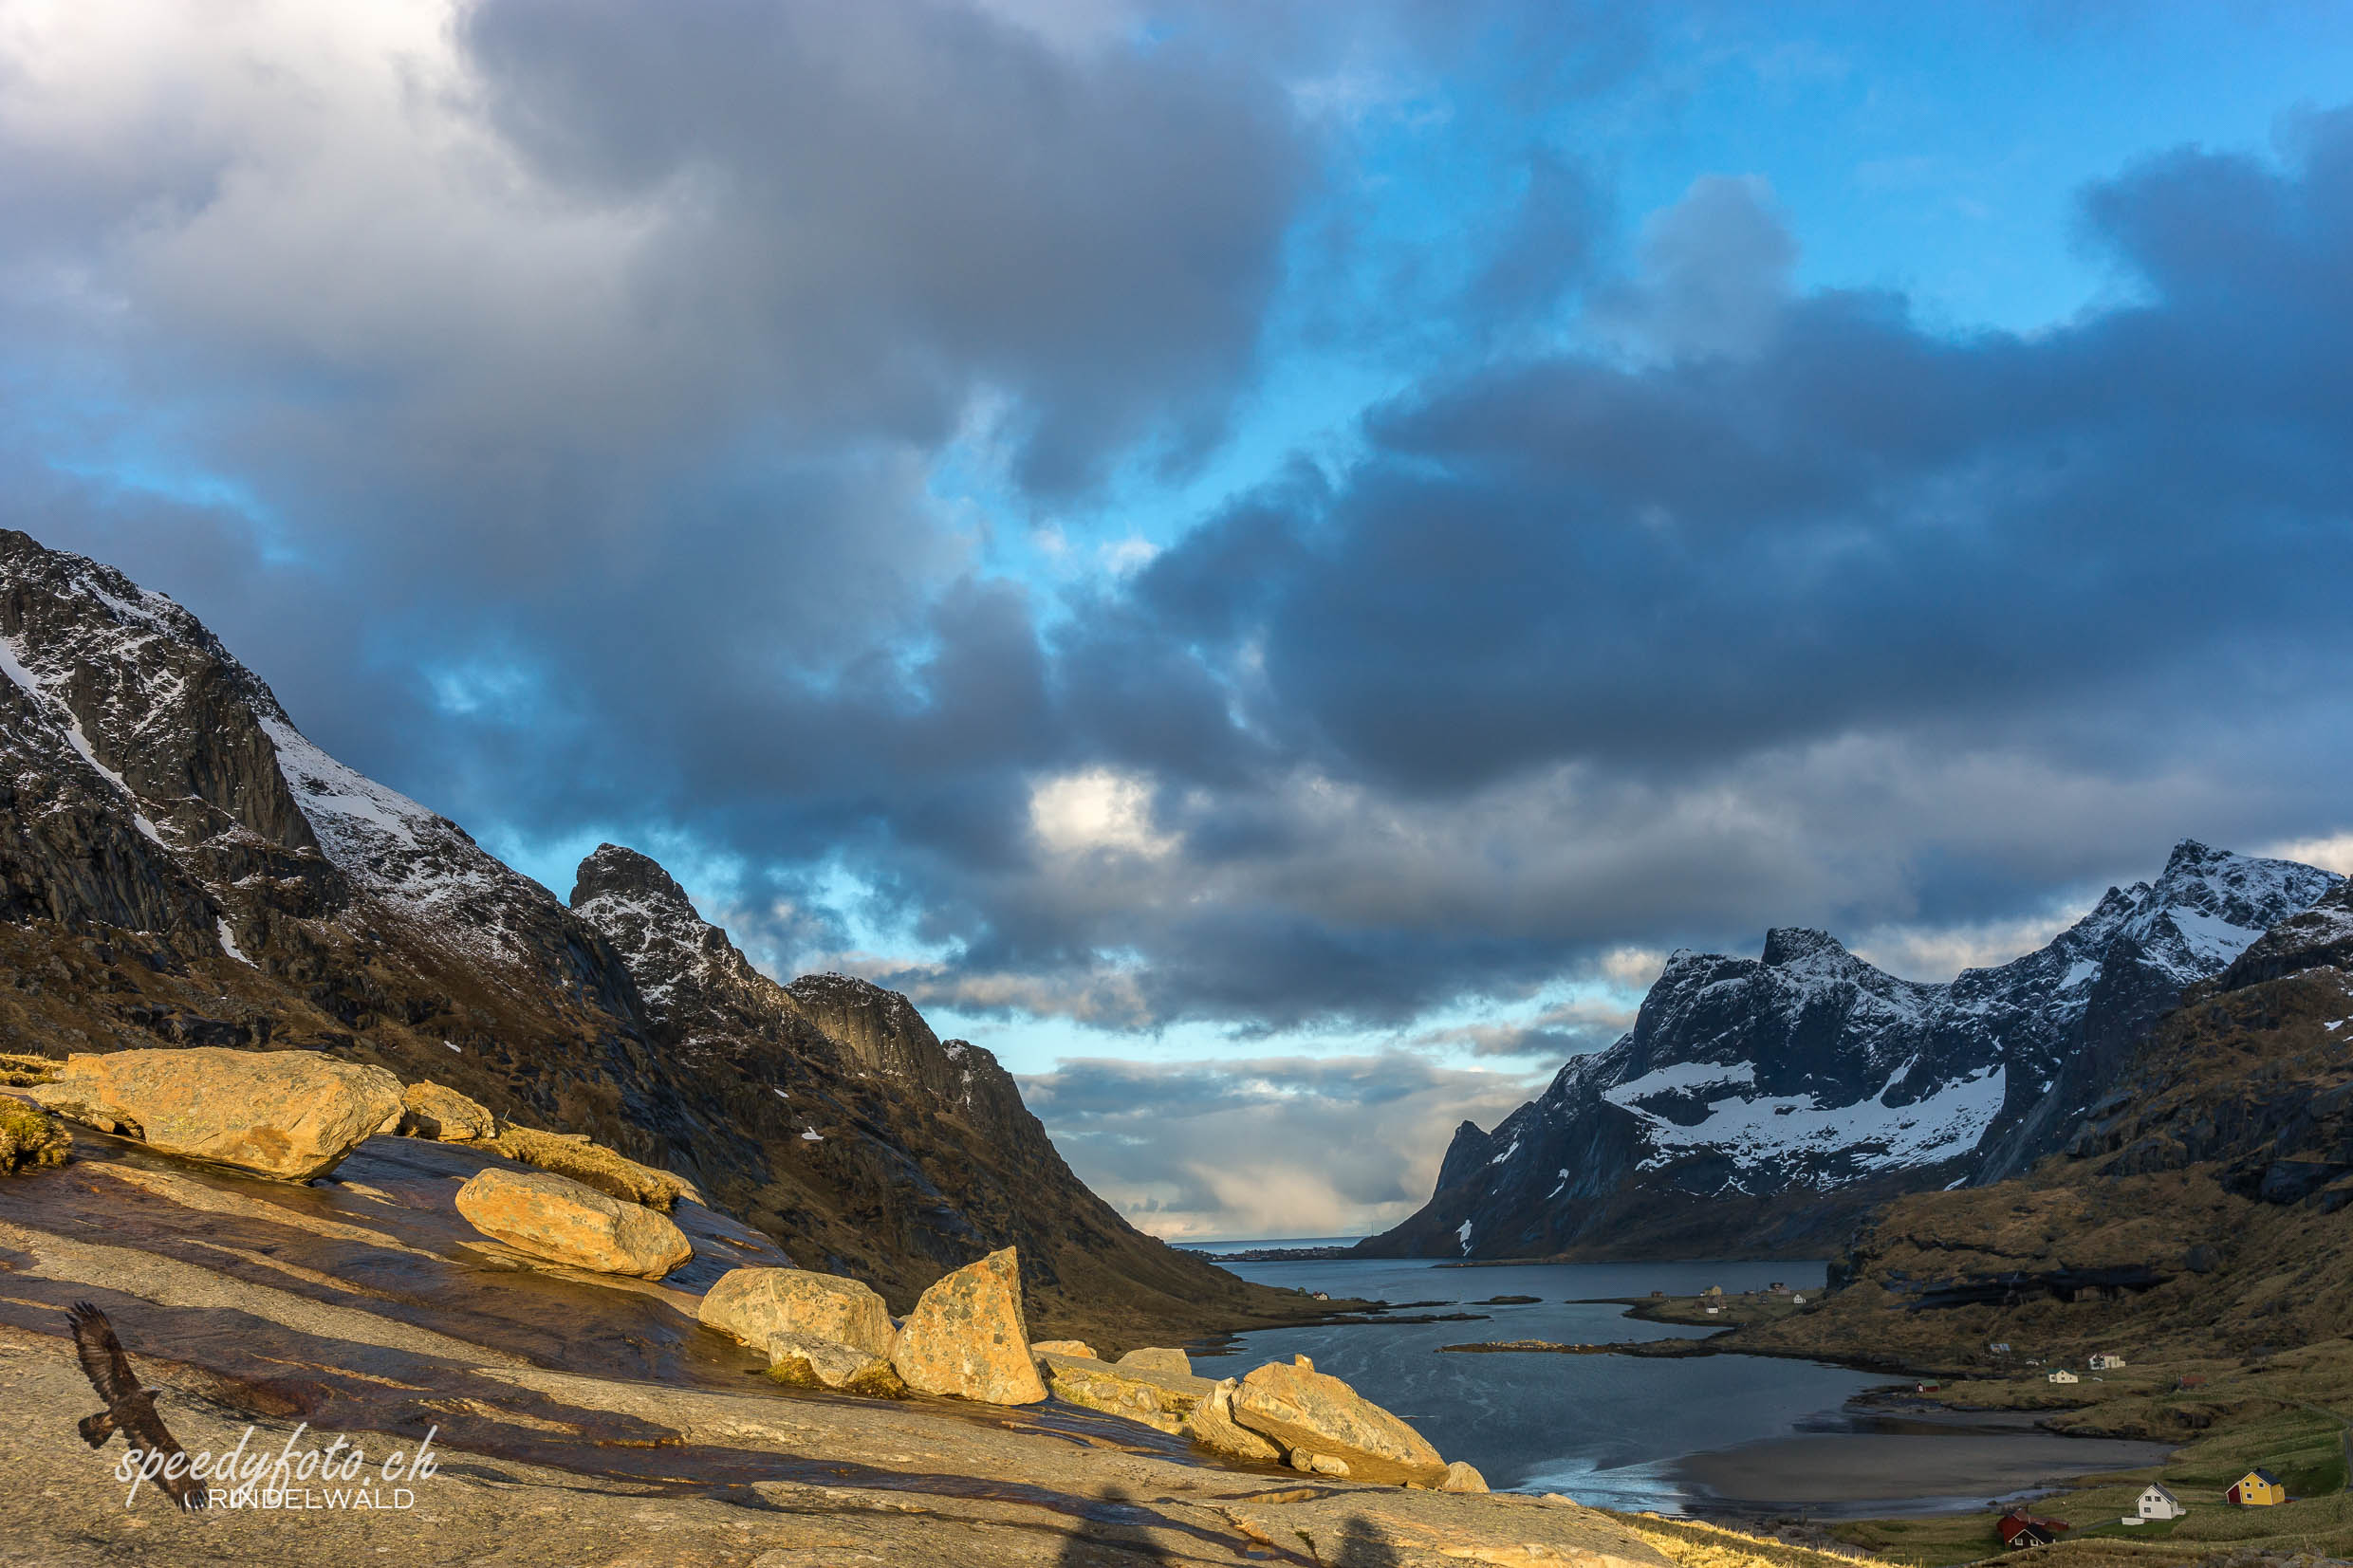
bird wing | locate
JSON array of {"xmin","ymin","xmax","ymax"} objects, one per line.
[
  {"xmin": 66, "ymin": 1301, "xmax": 137, "ymax": 1406},
  {"xmin": 125, "ymin": 1403, "xmax": 208, "ymax": 1510}
]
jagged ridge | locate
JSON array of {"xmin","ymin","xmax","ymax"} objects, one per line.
[{"xmin": 1363, "ymin": 840, "xmax": 2339, "ymax": 1261}]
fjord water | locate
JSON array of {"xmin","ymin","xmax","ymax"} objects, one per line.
[
  {"xmin": 1184, "ymin": 1248, "xmax": 1865, "ymax": 1510},
  {"xmin": 1184, "ymin": 1248, "xmax": 2166, "ymax": 1517}
]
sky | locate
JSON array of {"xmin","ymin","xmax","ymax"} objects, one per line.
[{"xmin": 6, "ymin": 0, "xmax": 2353, "ymax": 1240}]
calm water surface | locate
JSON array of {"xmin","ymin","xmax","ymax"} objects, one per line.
[{"xmin": 1179, "ymin": 1245, "xmax": 1868, "ymax": 1510}]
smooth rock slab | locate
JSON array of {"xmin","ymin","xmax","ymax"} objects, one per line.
[
  {"xmin": 29, "ymin": 1048, "xmax": 401, "ymax": 1181},
  {"xmin": 889, "ymin": 1247, "xmax": 1046, "ymax": 1406},
  {"xmin": 454, "ymin": 1168, "xmax": 692, "ymax": 1279},
  {"xmin": 1232, "ymin": 1358, "xmax": 1447, "ymax": 1485},
  {"xmin": 1117, "ymin": 1346, "xmax": 1193, "ymax": 1377},
  {"xmin": 701, "ymin": 1267, "xmax": 895, "ymax": 1359}
]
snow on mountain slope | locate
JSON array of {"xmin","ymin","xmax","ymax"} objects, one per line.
[
  {"xmin": 1362, "ymin": 839, "xmax": 2340, "ymax": 1260},
  {"xmin": 0, "ymin": 529, "xmax": 557, "ymax": 968}
]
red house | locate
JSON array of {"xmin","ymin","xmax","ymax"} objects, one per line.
[{"xmin": 1998, "ymin": 1510, "xmax": 2071, "ymax": 1548}]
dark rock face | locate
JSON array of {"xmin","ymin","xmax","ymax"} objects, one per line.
[
  {"xmin": 1362, "ymin": 841, "xmax": 2338, "ymax": 1261},
  {"xmin": 0, "ymin": 529, "xmax": 1295, "ymax": 1345},
  {"xmin": 2223, "ymin": 876, "xmax": 2353, "ymax": 989}
]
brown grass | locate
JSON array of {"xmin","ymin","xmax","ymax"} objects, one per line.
[{"xmin": 0, "ymin": 1098, "xmax": 70, "ymax": 1172}]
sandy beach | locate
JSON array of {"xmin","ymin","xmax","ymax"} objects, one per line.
[{"xmin": 1672, "ymin": 1410, "xmax": 2172, "ymax": 1518}]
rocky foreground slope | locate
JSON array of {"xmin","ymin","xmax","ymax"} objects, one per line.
[
  {"xmin": 1364, "ymin": 841, "xmax": 2338, "ymax": 1261},
  {"xmin": 0, "ymin": 528, "xmax": 1307, "ymax": 1348},
  {"xmin": 0, "ymin": 1118, "xmax": 1707, "ymax": 1567}
]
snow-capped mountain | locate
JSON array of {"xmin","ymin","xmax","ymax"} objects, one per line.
[
  {"xmin": 0, "ymin": 527, "xmax": 1281, "ymax": 1339},
  {"xmin": 1362, "ymin": 840, "xmax": 2340, "ymax": 1260}
]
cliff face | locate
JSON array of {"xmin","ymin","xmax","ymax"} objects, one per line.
[
  {"xmin": 1733, "ymin": 925, "xmax": 2353, "ymax": 1370},
  {"xmin": 0, "ymin": 528, "xmax": 1306, "ymax": 1347},
  {"xmin": 1362, "ymin": 840, "xmax": 2338, "ymax": 1261}
]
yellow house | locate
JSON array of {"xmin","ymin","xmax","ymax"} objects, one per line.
[{"xmin": 2226, "ymin": 1469, "xmax": 2286, "ymax": 1507}]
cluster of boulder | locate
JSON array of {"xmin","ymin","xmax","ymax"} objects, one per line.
[
  {"xmin": 15, "ymin": 1047, "xmax": 697, "ymax": 1277},
  {"xmin": 697, "ymin": 1250, "xmax": 1488, "ymax": 1492},
  {"xmin": 12, "ymin": 1046, "xmax": 1489, "ymax": 1492}
]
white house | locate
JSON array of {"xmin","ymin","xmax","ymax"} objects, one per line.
[
  {"xmin": 1791, "ymin": 1294, "xmax": 1806, "ymax": 1304},
  {"xmin": 2089, "ymin": 1353, "xmax": 2128, "ymax": 1371},
  {"xmin": 2047, "ymin": 1369, "xmax": 2080, "ymax": 1384},
  {"xmin": 2135, "ymin": 1484, "xmax": 2185, "ymax": 1521}
]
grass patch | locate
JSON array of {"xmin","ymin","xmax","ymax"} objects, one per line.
[{"xmin": 0, "ymin": 1098, "xmax": 70, "ymax": 1172}]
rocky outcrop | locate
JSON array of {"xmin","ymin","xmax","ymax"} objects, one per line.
[
  {"xmin": 889, "ymin": 1246, "xmax": 1047, "ymax": 1405},
  {"xmin": 1031, "ymin": 1338, "xmax": 1097, "ymax": 1357},
  {"xmin": 697, "ymin": 1266, "xmax": 895, "ymax": 1361},
  {"xmin": 1366, "ymin": 840, "xmax": 2339, "ymax": 1261},
  {"xmin": 1118, "ymin": 1346, "xmax": 1193, "ymax": 1376},
  {"xmin": 400, "ymin": 1079, "xmax": 496, "ymax": 1141},
  {"xmin": 454, "ymin": 1167, "xmax": 693, "ymax": 1279},
  {"xmin": 2224, "ymin": 876, "xmax": 2353, "ymax": 988},
  {"xmin": 1230, "ymin": 1356, "xmax": 1449, "ymax": 1486},
  {"xmin": 28, "ymin": 1047, "xmax": 400, "ymax": 1180}
]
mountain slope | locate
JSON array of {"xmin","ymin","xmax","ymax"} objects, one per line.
[
  {"xmin": 1732, "ymin": 891, "xmax": 2353, "ymax": 1369},
  {"xmin": 566, "ymin": 844, "xmax": 1290, "ymax": 1344},
  {"xmin": 1362, "ymin": 841, "xmax": 2338, "ymax": 1260},
  {"xmin": 0, "ymin": 527, "xmax": 1316, "ymax": 1347}
]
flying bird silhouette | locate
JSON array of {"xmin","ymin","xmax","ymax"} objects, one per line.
[{"xmin": 66, "ymin": 1300, "xmax": 208, "ymax": 1510}]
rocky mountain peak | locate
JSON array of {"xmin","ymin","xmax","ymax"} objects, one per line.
[
  {"xmin": 570, "ymin": 843, "xmax": 698, "ymax": 918},
  {"xmin": 1759, "ymin": 927, "xmax": 1851, "ymax": 968},
  {"xmin": 1363, "ymin": 839, "xmax": 2341, "ymax": 1262}
]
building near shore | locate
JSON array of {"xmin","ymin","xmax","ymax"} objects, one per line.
[
  {"xmin": 2227, "ymin": 1470, "xmax": 2286, "ymax": 1507},
  {"xmin": 2135, "ymin": 1484, "xmax": 2186, "ymax": 1521},
  {"xmin": 2089, "ymin": 1353, "xmax": 2127, "ymax": 1370},
  {"xmin": 1999, "ymin": 1510, "xmax": 2069, "ymax": 1548},
  {"xmin": 2047, "ymin": 1369, "xmax": 2079, "ymax": 1384}
]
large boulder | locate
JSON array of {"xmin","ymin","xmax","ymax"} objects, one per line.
[
  {"xmin": 454, "ymin": 1168, "xmax": 692, "ymax": 1279},
  {"xmin": 28, "ymin": 1048, "xmax": 400, "ymax": 1181},
  {"xmin": 400, "ymin": 1080, "xmax": 497, "ymax": 1142},
  {"xmin": 1118, "ymin": 1347, "xmax": 1193, "ymax": 1377},
  {"xmin": 1183, "ymin": 1376, "xmax": 1283, "ymax": 1464},
  {"xmin": 699, "ymin": 1267, "xmax": 895, "ymax": 1360},
  {"xmin": 1232, "ymin": 1357, "xmax": 1447, "ymax": 1485},
  {"xmin": 1035, "ymin": 1349, "xmax": 1213, "ymax": 1435},
  {"xmin": 888, "ymin": 1247, "xmax": 1047, "ymax": 1406},
  {"xmin": 1031, "ymin": 1339, "xmax": 1097, "ymax": 1359}
]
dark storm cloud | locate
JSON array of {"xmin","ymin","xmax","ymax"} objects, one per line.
[
  {"xmin": 458, "ymin": 0, "xmax": 1313, "ymax": 493},
  {"xmin": 4, "ymin": 4, "xmax": 2351, "ymax": 1056},
  {"xmin": 906, "ymin": 111, "xmax": 2353, "ymax": 1025}
]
